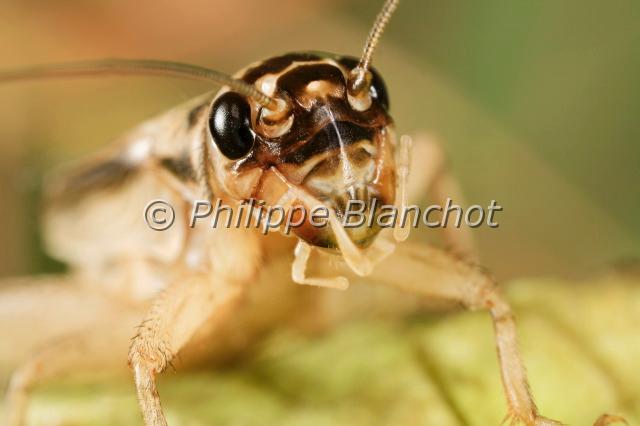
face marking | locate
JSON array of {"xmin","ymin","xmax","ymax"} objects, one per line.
[
  {"xmin": 306, "ymin": 80, "xmax": 327, "ymax": 92},
  {"xmin": 257, "ymin": 74, "xmax": 278, "ymax": 97},
  {"xmin": 280, "ymin": 120, "xmax": 375, "ymax": 164},
  {"xmin": 259, "ymin": 111, "xmax": 294, "ymax": 139},
  {"xmin": 276, "ymin": 64, "xmax": 345, "ymax": 101},
  {"xmin": 241, "ymin": 52, "xmax": 322, "ymax": 84},
  {"xmin": 210, "ymin": 52, "xmax": 394, "ymax": 248}
]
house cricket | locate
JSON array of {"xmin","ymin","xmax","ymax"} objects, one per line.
[{"xmin": 0, "ymin": 0, "xmax": 626, "ymax": 425}]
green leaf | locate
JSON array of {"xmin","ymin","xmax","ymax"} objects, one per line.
[{"xmin": 8, "ymin": 274, "xmax": 640, "ymax": 426}]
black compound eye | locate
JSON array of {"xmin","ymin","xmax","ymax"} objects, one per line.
[{"xmin": 209, "ymin": 92, "xmax": 255, "ymax": 160}]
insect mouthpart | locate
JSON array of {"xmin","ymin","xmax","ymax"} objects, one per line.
[{"xmin": 281, "ymin": 119, "xmax": 396, "ymax": 249}]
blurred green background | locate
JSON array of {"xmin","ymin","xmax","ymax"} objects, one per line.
[{"xmin": 0, "ymin": 0, "xmax": 638, "ymax": 279}]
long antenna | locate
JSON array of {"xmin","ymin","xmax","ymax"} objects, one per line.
[
  {"xmin": 0, "ymin": 58, "xmax": 278, "ymax": 110},
  {"xmin": 348, "ymin": 0, "xmax": 400, "ymax": 96}
]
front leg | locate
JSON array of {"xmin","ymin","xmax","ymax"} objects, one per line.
[
  {"xmin": 368, "ymin": 242, "xmax": 559, "ymax": 425},
  {"xmin": 128, "ymin": 272, "xmax": 245, "ymax": 426}
]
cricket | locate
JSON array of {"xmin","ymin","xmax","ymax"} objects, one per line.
[{"xmin": 0, "ymin": 0, "xmax": 630, "ymax": 425}]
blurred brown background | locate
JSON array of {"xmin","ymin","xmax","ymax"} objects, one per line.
[{"xmin": 0, "ymin": 0, "xmax": 638, "ymax": 280}]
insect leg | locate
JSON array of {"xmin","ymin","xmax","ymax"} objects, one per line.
[
  {"xmin": 594, "ymin": 414, "xmax": 629, "ymax": 426},
  {"xmin": 291, "ymin": 234, "xmax": 398, "ymax": 291},
  {"xmin": 405, "ymin": 134, "xmax": 477, "ymax": 260},
  {"xmin": 292, "ymin": 240, "xmax": 350, "ymax": 290},
  {"xmin": 128, "ymin": 273, "xmax": 245, "ymax": 426},
  {"xmin": 4, "ymin": 328, "xmax": 138, "ymax": 426},
  {"xmin": 0, "ymin": 276, "xmax": 145, "ymax": 426},
  {"xmin": 367, "ymin": 242, "xmax": 561, "ymax": 426}
]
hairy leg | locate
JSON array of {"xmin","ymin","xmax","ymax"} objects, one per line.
[
  {"xmin": 128, "ymin": 273, "xmax": 246, "ymax": 426},
  {"xmin": 366, "ymin": 242, "xmax": 559, "ymax": 425}
]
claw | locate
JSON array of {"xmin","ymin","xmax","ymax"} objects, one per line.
[
  {"xmin": 502, "ymin": 413, "xmax": 564, "ymax": 426},
  {"xmin": 501, "ymin": 413, "xmax": 627, "ymax": 426},
  {"xmin": 534, "ymin": 417, "xmax": 564, "ymax": 426},
  {"xmin": 594, "ymin": 414, "xmax": 628, "ymax": 426}
]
